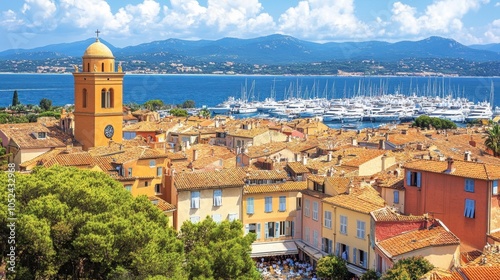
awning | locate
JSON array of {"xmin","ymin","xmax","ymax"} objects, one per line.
[
  {"xmin": 295, "ymin": 240, "xmax": 328, "ymax": 261},
  {"xmin": 251, "ymin": 241, "xmax": 298, "ymax": 258},
  {"xmin": 347, "ymin": 263, "xmax": 367, "ymax": 276}
]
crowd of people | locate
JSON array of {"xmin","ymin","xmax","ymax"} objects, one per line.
[{"xmin": 255, "ymin": 255, "xmax": 318, "ymax": 279}]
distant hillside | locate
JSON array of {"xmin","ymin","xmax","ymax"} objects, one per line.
[
  {"xmin": 468, "ymin": 43, "xmax": 500, "ymax": 54},
  {"xmin": 0, "ymin": 34, "xmax": 499, "ymax": 64}
]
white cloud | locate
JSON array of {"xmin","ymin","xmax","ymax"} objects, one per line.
[
  {"xmin": 0, "ymin": 10, "xmax": 25, "ymax": 31},
  {"xmin": 495, "ymin": 2, "xmax": 500, "ymax": 7},
  {"xmin": 391, "ymin": 0, "xmax": 488, "ymax": 35},
  {"xmin": 484, "ymin": 19, "xmax": 500, "ymax": 42},
  {"xmin": 20, "ymin": 0, "xmax": 57, "ymax": 30},
  {"xmin": 277, "ymin": 0, "xmax": 371, "ymax": 40}
]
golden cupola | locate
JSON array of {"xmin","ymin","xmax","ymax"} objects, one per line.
[{"xmin": 82, "ymin": 36, "xmax": 115, "ymax": 72}]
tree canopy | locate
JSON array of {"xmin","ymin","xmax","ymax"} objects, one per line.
[
  {"xmin": 0, "ymin": 166, "xmax": 185, "ymax": 279},
  {"xmin": 179, "ymin": 100, "xmax": 195, "ymax": 108},
  {"xmin": 179, "ymin": 217, "xmax": 260, "ymax": 280},
  {"xmin": 170, "ymin": 108, "xmax": 188, "ymax": 117},
  {"xmin": 485, "ymin": 123, "xmax": 500, "ymax": 156},
  {"xmin": 412, "ymin": 115, "xmax": 457, "ymax": 130},
  {"xmin": 382, "ymin": 256, "xmax": 434, "ymax": 280},
  {"xmin": 39, "ymin": 98, "xmax": 52, "ymax": 111},
  {"xmin": 316, "ymin": 255, "xmax": 349, "ymax": 280},
  {"xmin": 144, "ymin": 99, "xmax": 164, "ymax": 111},
  {"xmin": 12, "ymin": 90, "xmax": 20, "ymax": 107}
]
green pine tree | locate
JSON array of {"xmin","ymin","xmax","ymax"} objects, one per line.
[{"xmin": 12, "ymin": 90, "xmax": 20, "ymax": 106}]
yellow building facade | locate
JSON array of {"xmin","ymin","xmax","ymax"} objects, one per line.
[{"xmin": 73, "ymin": 34, "xmax": 124, "ymax": 150}]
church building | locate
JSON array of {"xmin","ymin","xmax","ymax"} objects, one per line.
[{"xmin": 73, "ymin": 31, "xmax": 124, "ymax": 150}]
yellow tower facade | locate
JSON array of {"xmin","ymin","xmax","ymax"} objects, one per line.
[{"xmin": 73, "ymin": 34, "xmax": 124, "ymax": 150}]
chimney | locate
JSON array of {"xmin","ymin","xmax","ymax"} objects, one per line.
[
  {"xmin": 193, "ymin": 149, "xmax": 198, "ymax": 161},
  {"xmin": 464, "ymin": 151, "xmax": 472, "ymax": 161},
  {"xmin": 385, "ymin": 133, "xmax": 389, "ymax": 141},
  {"xmin": 337, "ymin": 155, "xmax": 343, "ymax": 166},
  {"xmin": 327, "ymin": 167, "xmax": 335, "ymax": 177},
  {"xmin": 379, "ymin": 139, "xmax": 385, "ymax": 150},
  {"xmin": 215, "ymin": 118, "xmax": 220, "ymax": 128},
  {"xmin": 302, "ymin": 154, "xmax": 308, "ymax": 165},
  {"xmin": 445, "ymin": 157, "xmax": 455, "ymax": 173},
  {"xmin": 381, "ymin": 154, "xmax": 387, "ymax": 171},
  {"xmin": 351, "ymin": 137, "xmax": 358, "ymax": 146},
  {"xmin": 327, "ymin": 151, "xmax": 333, "ymax": 162}
]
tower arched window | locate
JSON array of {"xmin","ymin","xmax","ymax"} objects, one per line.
[
  {"xmin": 109, "ymin": 88, "xmax": 114, "ymax": 108},
  {"xmin": 101, "ymin": 88, "xmax": 111, "ymax": 108},
  {"xmin": 82, "ymin": 88, "xmax": 87, "ymax": 108},
  {"xmin": 101, "ymin": 63, "xmax": 104, "ymax": 72},
  {"xmin": 87, "ymin": 63, "xmax": 90, "ymax": 72},
  {"xmin": 110, "ymin": 63, "xmax": 113, "ymax": 72}
]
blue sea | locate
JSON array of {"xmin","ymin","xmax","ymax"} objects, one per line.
[{"xmin": 0, "ymin": 73, "xmax": 498, "ymax": 109}]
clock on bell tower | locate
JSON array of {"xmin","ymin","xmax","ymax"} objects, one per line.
[{"xmin": 73, "ymin": 30, "xmax": 124, "ymax": 150}]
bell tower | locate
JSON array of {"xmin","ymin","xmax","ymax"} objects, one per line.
[{"xmin": 73, "ymin": 30, "xmax": 124, "ymax": 150}]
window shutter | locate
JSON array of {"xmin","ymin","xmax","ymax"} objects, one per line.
[
  {"xmin": 275, "ymin": 222, "xmax": 280, "ymax": 237},
  {"xmin": 406, "ymin": 171, "xmax": 411, "ymax": 185},
  {"xmin": 335, "ymin": 243, "xmax": 340, "ymax": 256},
  {"xmin": 257, "ymin": 223, "xmax": 261, "ymax": 239},
  {"xmin": 364, "ymin": 251, "xmax": 368, "ymax": 268},
  {"xmin": 353, "ymin": 247, "xmax": 357, "ymax": 264},
  {"xmin": 471, "ymin": 200, "xmax": 475, "ymax": 218},
  {"xmin": 346, "ymin": 245, "xmax": 350, "ymax": 260},
  {"xmin": 291, "ymin": 221, "xmax": 295, "ymax": 237},
  {"xmin": 265, "ymin": 222, "xmax": 269, "ymax": 238},
  {"xmin": 245, "ymin": 224, "xmax": 249, "ymax": 235},
  {"xmin": 394, "ymin": 191, "xmax": 399, "ymax": 204},
  {"xmin": 416, "ymin": 172, "xmax": 422, "ymax": 187},
  {"xmin": 329, "ymin": 239, "xmax": 333, "ymax": 254},
  {"xmin": 494, "ymin": 180, "xmax": 499, "ymax": 195}
]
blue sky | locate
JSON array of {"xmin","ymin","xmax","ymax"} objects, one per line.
[{"xmin": 0, "ymin": 0, "xmax": 499, "ymax": 51}]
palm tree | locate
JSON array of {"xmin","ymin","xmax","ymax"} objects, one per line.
[{"xmin": 485, "ymin": 124, "xmax": 500, "ymax": 157}]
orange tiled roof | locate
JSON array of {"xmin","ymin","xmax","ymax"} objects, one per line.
[
  {"xmin": 0, "ymin": 123, "xmax": 68, "ymax": 149},
  {"xmin": 324, "ymin": 176, "xmax": 352, "ymax": 195},
  {"xmin": 465, "ymin": 247, "xmax": 500, "ymax": 267},
  {"xmin": 245, "ymin": 169, "xmax": 288, "ymax": 180},
  {"xmin": 244, "ymin": 181, "xmax": 307, "ymax": 194},
  {"xmin": 404, "ymin": 159, "xmax": 500, "ymax": 180},
  {"xmin": 488, "ymin": 231, "xmax": 500, "ymax": 242},
  {"xmin": 323, "ymin": 186, "xmax": 386, "ymax": 214},
  {"xmin": 227, "ymin": 127, "xmax": 269, "ymax": 138},
  {"xmin": 148, "ymin": 196, "xmax": 176, "ymax": 212},
  {"xmin": 459, "ymin": 267, "xmax": 500, "ymax": 280},
  {"xmin": 244, "ymin": 142, "xmax": 287, "ymax": 158},
  {"xmin": 174, "ymin": 168, "xmax": 246, "ymax": 190},
  {"xmin": 371, "ymin": 207, "xmax": 426, "ymax": 222},
  {"xmin": 44, "ymin": 152, "xmax": 94, "ymax": 167},
  {"xmin": 287, "ymin": 161, "xmax": 310, "ymax": 174},
  {"xmin": 377, "ymin": 224, "xmax": 459, "ymax": 257}
]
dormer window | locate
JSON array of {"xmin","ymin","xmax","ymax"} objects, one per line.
[{"xmin": 35, "ymin": 132, "xmax": 47, "ymax": 139}]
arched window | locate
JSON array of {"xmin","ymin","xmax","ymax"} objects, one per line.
[
  {"xmin": 87, "ymin": 63, "xmax": 90, "ymax": 72},
  {"xmin": 101, "ymin": 88, "xmax": 111, "ymax": 108},
  {"xmin": 109, "ymin": 88, "xmax": 114, "ymax": 108},
  {"xmin": 110, "ymin": 63, "xmax": 113, "ymax": 72},
  {"xmin": 82, "ymin": 88, "xmax": 87, "ymax": 108},
  {"xmin": 101, "ymin": 63, "xmax": 104, "ymax": 72}
]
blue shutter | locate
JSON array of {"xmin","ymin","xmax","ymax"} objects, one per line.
[
  {"xmin": 328, "ymin": 239, "xmax": 333, "ymax": 254},
  {"xmin": 346, "ymin": 245, "xmax": 350, "ymax": 261},
  {"xmin": 257, "ymin": 223, "xmax": 261, "ymax": 239},
  {"xmin": 353, "ymin": 247, "xmax": 357, "ymax": 264},
  {"xmin": 247, "ymin": 197, "xmax": 254, "ymax": 214},
  {"xmin": 494, "ymin": 180, "xmax": 499, "ymax": 195},
  {"xmin": 265, "ymin": 222, "xmax": 269, "ymax": 238},
  {"xmin": 276, "ymin": 222, "xmax": 280, "ymax": 237},
  {"xmin": 416, "ymin": 172, "xmax": 422, "ymax": 187},
  {"xmin": 363, "ymin": 251, "xmax": 368, "ymax": 268},
  {"xmin": 406, "ymin": 171, "xmax": 411, "ymax": 185},
  {"xmin": 335, "ymin": 242, "xmax": 340, "ymax": 256},
  {"xmin": 394, "ymin": 191, "xmax": 399, "ymax": 204},
  {"xmin": 291, "ymin": 221, "xmax": 294, "ymax": 237}
]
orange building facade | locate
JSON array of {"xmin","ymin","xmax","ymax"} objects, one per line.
[
  {"xmin": 73, "ymin": 35, "xmax": 124, "ymax": 150},
  {"xmin": 404, "ymin": 158, "xmax": 500, "ymax": 250}
]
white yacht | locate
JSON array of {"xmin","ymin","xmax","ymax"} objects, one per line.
[
  {"xmin": 465, "ymin": 102, "xmax": 493, "ymax": 122},
  {"xmin": 323, "ymin": 106, "xmax": 346, "ymax": 122}
]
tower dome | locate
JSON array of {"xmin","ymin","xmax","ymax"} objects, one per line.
[{"xmin": 83, "ymin": 38, "xmax": 114, "ymax": 58}]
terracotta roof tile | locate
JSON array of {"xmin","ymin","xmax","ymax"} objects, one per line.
[
  {"xmin": 245, "ymin": 169, "xmax": 288, "ymax": 180},
  {"xmin": 459, "ymin": 267, "xmax": 500, "ymax": 280},
  {"xmin": 404, "ymin": 159, "xmax": 500, "ymax": 180},
  {"xmin": 323, "ymin": 186, "xmax": 386, "ymax": 214},
  {"xmin": 377, "ymin": 224, "xmax": 460, "ymax": 257},
  {"xmin": 465, "ymin": 247, "xmax": 500, "ymax": 267},
  {"xmin": 371, "ymin": 207, "xmax": 426, "ymax": 222},
  {"xmin": 0, "ymin": 123, "xmax": 68, "ymax": 149},
  {"xmin": 324, "ymin": 176, "xmax": 352, "ymax": 195},
  {"xmin": 174, "ymin": 168, "xmax": 246, "ymax": 190},
  {"xmin": 287, "ymin": 161, "xmax": 310, "ymax": 173},
  {"xmin": 148, "ymin": 196, "xmax": 176, "ymax": 212},
  {"xmin": 244, "ymin": 181, "xmax": 307, "ymax": 194},
  {"xmin": 245, "ymin": 142, "xmax": 287, "ymax": 158},
  {"xmin": 227, "ymin": 127, "xmax": 269, "ymax": 138},
  {"xmin": 89, "ymin": 142, "xmax": 169, "ymax": 164}
]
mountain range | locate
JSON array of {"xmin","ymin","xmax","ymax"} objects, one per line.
[{"xmin": 0, "ymin": 34, "xmax": 499, "ymax": 65}]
